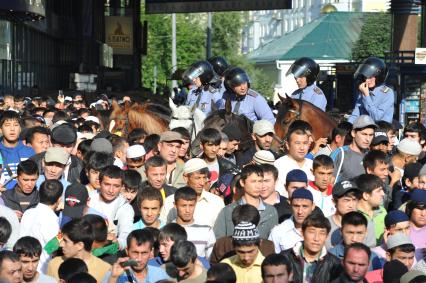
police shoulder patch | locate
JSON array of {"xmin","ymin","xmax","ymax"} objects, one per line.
[
  {"xmin": 313, "ymin": 87, "xmax": 323, "ymax": 95},
  {"xmin": 380, "ymin": 86, "xmax": 389, "ymax": 93},
  {"xmin": 247, "ymin": 89, "xmax": 259, "ymax": 97}
]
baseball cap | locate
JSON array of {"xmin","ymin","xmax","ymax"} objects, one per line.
[
  {"xmin": 371, "ymin": 130, "xmax": 389, "ymax": 145},
  {"xmin": 44, "ymin": 147, "xmax": 70, "ymax": 165},
  {"xmin": 51, "ymin": 124, "xmax": 77, "ymax": 145},
  {"xmin": 253, "ymin": 120, "xmax": 275, "ymax": 136},
  {"xmin": 159, "ymin": 131, "xmax": 184, "ymax": 143},
  {"xmin": 63, "ymin": 183, "xmax": 89, "ymax": 219},
  {"xmin": 332, "ymin": 180, "xmax": 359, "ymax": 198},
  {"xmin": 352, "ymin": 115, "xmax": 377, "ymax": 130}
]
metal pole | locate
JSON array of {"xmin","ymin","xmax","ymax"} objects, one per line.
[
  {"xmin": 206, "ymin": 12, "xmax": 212, "ymax": 59},
  {"xmin": 153, "ymin": 65, "xmax": 157, "ymax": 93},
  {"xmin": 172, "ymin": 13, "xmax": 177, "ymax": 89}
]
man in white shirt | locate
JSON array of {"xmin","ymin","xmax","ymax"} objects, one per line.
[
  {"xmin": 161, "ymin": 158, "xmax": 225, "ymax": 227},
  {"xmin": 275, "ymin": 127, "xmax": 314, "ymax": 196},
  {"xmin": 19, "ymin": 179, "xmax": 63, "ymax": 272},
  {"xmin": 269, "ymin": 188, "xmax": 316, "ymax": 252},
  {"xmin": 88, "ymin": 165, "xmax": 134, "ymax": 249}
]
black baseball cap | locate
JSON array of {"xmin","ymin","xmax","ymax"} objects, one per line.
[
  {"xmin": 332, "ymin": 180, "xmax": 359, "ymax": 198},
  {"xmin": 63, "ymin": 183, "xmax": 89, "ymax": 219}
]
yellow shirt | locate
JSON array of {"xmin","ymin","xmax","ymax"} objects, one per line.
[
  {"xmin": 47, "ymin": 254, "xmax": 111, "ymax": 283},
  {"xmin": 221, "ymin": 251, "xmax": 264, "ymax": 283}
]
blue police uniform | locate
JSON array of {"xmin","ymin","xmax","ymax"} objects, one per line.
[
  {"xmin": 290, "ymin": 83, "xmax": 327, "ymax": 111},
  {"xmin": 185, "ymin": 87, "xmax": 222, "ymax": 115},
  {"xmin": 348, "ymin": 84, "xmax": 394, "ymax": 123},
  {"xmin": 217, "ymin": 89, "xmax": 275, "ymax": 124}
]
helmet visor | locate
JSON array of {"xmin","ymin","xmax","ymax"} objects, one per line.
[
  {"xmin": 185, "ymin": 66, "xmax": 204, "ymax": 81},
  {"xmin": 286, "ymin": 64, "xmax": 311, "ymax": 78},
  {"xmin": 354, "ymin": 64, "xmax": 380, "ymax": 80},
  {"xmin": 228, "ymin": 72, "xmax": 250, "ymax": 88}
]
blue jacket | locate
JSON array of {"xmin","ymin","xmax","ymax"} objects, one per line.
[{"xmin": 0, "ymin": 140, "xmax": 35, "ymax": 189}]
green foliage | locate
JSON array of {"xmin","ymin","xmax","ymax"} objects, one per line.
[{"xmin": 351, "ymin": 13, "xmax": 391, "ymax": 61}]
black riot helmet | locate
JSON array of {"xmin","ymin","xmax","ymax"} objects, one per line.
[
  {"xmin": 183, "ymin": 60, "xmax": 215, "ymax": 86},
  {"xmin": 224, "ymin": 67, "xmax": 251, "ymax": 92},
  {"xmin": 286, "ymin": 57, "xmax": 320, "ymax": 86},
  {"xmin": 208, "ymin": 56, "xmax": 229, "ymax": 77},
  {"xmin": 354, "ymin": 57, "xmax": 387, "ymax": 86}
]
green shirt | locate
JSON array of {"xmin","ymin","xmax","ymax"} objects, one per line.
[{"xmin": 359, "ymin": 206, "xmax": 387, "ymax": 245}]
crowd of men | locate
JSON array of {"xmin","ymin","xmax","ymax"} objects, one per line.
[{"xmin": 0, "ymin": 55, "xmax": 424, "ymax": 283}]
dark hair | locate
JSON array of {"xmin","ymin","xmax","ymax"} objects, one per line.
[
  {"xmin": 0, "ymin": 110, "xmax": 21, "ymax": 127},
  {"xmin": 286, "ymin": 128, "xmax": 308, "ymax": 143},
  {"xmin": 289, "ymin": 120, "xmax": 312, "ymax": 133},
  {"xmin": 331, "ymin": 124, "xmax": 350, "ymax": 141},
  {"xmin": 110, "ymin": 135, "xmax": 128, "ymax": 154},
  {"xmin": 82, "ymin": 214, "xmax": 108, "ymax": 243},
  {"xmin": 232, "ymin": 204, "xmax": 260, "ymax": 226},
  {"xmin": 172, "ymin": 127, "xmax": 191, "ymax": 141},
  {"xmin": 406, "ymin": 200, "xmax": 426, "ymax": 218},
  {"xmin": 0, "ymin": 250, "xmax": 20, "ymax": 270},
  {"xmin": 344, "ymin": 242, "xmax": 371, "ymax": 260},
  {"xmin": 363, "ymin": 150, "xmax": 389, "ymax": 171},
  {"xmin": 144, "ymin": 155, "xmax": 166, "ymax": 171},
  {"xmin": 13, "ymin": 236, "xmax": 42, "ymax": 258},
  {"xmin": 334, "ymin": 189, "xmax": 361, "ymax": 201},
  {"xmin": 0, "ymin": 217, "xmax": 11, "ymax": 245},
  {"xmin": 126, "ymin": 229, "xmax": 154, "ymax": 250},
  {"xmin": 143, "ymin": 134, "xmax": 160, "ymax": 154},
  {"xmin": 158, "ymin": 223, "xmax": 187, "ymax": 242},
  {"xmin": 128, "ymin": 128, "xmax": 148, "ymax": 146},
  {"xmin": 408, "ymin": 275, "xmax": 426, "ymax": 283},
  {"xmin": 39, "ymin": 180, "xmax": 63, "ymax": 205},
  {"xmin": 58, "ymin": 258, "xmax": 88, "ymax": 281},
  {"xmin": 387, "ymin": 243, "xmax": 415, "ymax": 256},
  {"xmin": 25, "ymin": 126, "xmax": 50, "ymax": 144},
  {"xmin": 174, "ymin": 186, "xmax": 197, "ymax": 203},
  {"xmin": 207, "ymin": 263, "xmax": 237, "ymax": 283},
  {"xmin": 261, "ymin": 253, "xmax": 292, "ymax": 279},
  {"xmin": 52, "ymin": 110, "xmax": 69, "ymax": 124},
  {"xmin": 123, "ymin": 170, "xmax": 141, "ymax": 192},
  {"xmin": 85, "ymin": 151, "xmax": 115, "ymax": 172},
  {"xmin": 302, "ymin": 214, "xmax": 331, "ymax": 234},
  {"xmin": 261, "ymin": 164, "xmax": 278, "ymax": 180},
  {"xmin": 313, "ymin": 155, "xmax": 334, "ymax": 170},
  {"xmin": 376, "ymin": 121, "xmax": 394, "ymax": 133},
  {"xmin": 355, "ymin": 174, "xmax": 384, "ymax": 195},
  {"xmin": 240, "ymin": 164, "xmax": 263, "ymax": 182},
  {"xmin": 61, "ymin": 219, "xmax": 94, "ymax": 252},
  {"xmin": 17, "ymin": 159, "xmax": 39, "ymax": 176},
  {"xmin": 170, "ymin": 240, "xmax": 197, "ymax": 267},
  {"xmin": 139, "ymin": 187, "xmax": 163, "ymax": 208},
  {"xmin": 199, "ymin": 128, "xmax": 222, "ymax": 145},
  {"xmin": 77, "ymin": 139, "xmax": 93, "ymax": 159},
  {"xmin": 67, "ymin": 272, "xmax": 96, "ymax": 283},
  {"xmin": 341, "ymin": 211, "xmax": 368, "ymax": 228},
  {"xmin": 78, "ymin": 124, "xmax": 94, "ymax": 134},
  {"xmin": 404, "ymin": 122, "xmax": 425, "ymax": 135},
  {"xmin": 99, "ymin": 165, "xmax": 123, "ymax": 183}
]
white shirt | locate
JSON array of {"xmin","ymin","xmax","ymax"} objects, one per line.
[
  {"xmin": 274, "ymin": 155, "xmax": 314, "ymax": 197},
  {"xmin": 88, "ymin": 191, "xmax": 134, "ymax": 249},
  {"xmin": 20, "ymin": 203, "xmax": 59, "ymax": 273},
  {"xmin": 307, "ymin": 185, "xmax": 336, "ymax": 217},
  {"xmin": 161, "ymin": 190, "xmax": 225, "ymax": 228},
  {"xmin": 268, "ymin": 217, "xmax": 303, "ymax": 253}
]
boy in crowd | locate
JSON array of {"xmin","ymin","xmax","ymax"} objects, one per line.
[
  {"xmin": 390, "ymin": 162, "xmax": 422, "ymax": 211},
  {"xmin": 406, "ymin": 189, "xmax": 426, "ymax": 261},
  {"xmin": 221, "ymin": 222, "xmax": 264, "ymax": 283},
  {"xmin": 170, "ymin": 241, "xmax": 207, "ymax": 282},
  {"xmin": 356, "ymin": 174, "xmax": 387, "ymax": 245},
  {"xmin": 307, "ymin": 155, "xmax": 335, "ymax": 217},
  {"xmin": 390, "ymin": 138, "xmax": 422, "ymax": 189},
  {"xmin": 133, "ymin": 187, "xmax": 164, "ymax": 230},
  {"xmin": 84, "ymin": 152, "xmax": 115, "ymax": 194},
  {"xmin": 362, "ymin": 150, "xmax": 391, "ymax": 207},
  {"xmin": 261, "ymin": 253, "xmax": 293, "ymax": 283},
  {"xmin": 370, "ymin": 130, "xmax": 390, "ymax": 154},
  {"xmin": 121, "ymin": 170, "xmax": 141, "ymax": 219},
  {"xmin": 333, "ymin": 243, "xmax": 370, "ymax": 283},
  {"xmin": 13, "ymin": 236, "xmax": 56, "ymax": 282}
]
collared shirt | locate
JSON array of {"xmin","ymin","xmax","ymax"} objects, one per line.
[
  {"xmin": 274, "ymin": 155, "xmax": 314, "ymax": 197},
  {"xmin": 185, "ymin": 87, "xmax": 223, "ymax": 115},
  {"xmin": 102, "ymin": 265, "xmax": 169, "ymax": 283},
  {"xmin": 268, "ymin": 217, "xmax": 303, "ymax": 253},
  {"xmin": 307, "ymin": 181, "xmax": 335, "ymax": 217},
  {"xmin": 290, "ymin": 83, "xmax": 327, "ymax": 111},
  {"xmin": 292, "ymin": 241, "xmax": 327, "ymax": 283},
  {"xmin": 358, "ymin": 206, "xmax": 387, "ymax": 246},
  {"xmin": 221, "ymin": 250, "xmax": 264, "ymax": 283},
  {"xmin": 330, "ymin": 243, "xmax": 383, "ymax": 271},
  {"xmin": 161, "ymin": 189, "xmax": 224, "ymax": 228}
]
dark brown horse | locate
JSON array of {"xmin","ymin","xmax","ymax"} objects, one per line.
[{"xmin": 273, "ymin": 95, "xmax": 336, "ymax": 149}]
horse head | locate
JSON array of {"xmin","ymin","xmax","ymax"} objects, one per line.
[
  {"xmin": 168, "ymin": 98, "xmax": 206, "ymax": 139},
  {"xmin": 274, "ymin": 94, "xmax": 301, "ymax": 139},
  {"xmin": 109, "ymin": 100, "xmax": 129, "ymax": 136}
]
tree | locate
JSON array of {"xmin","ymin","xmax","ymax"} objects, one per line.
[{"xmin": 351, "ymin": 13, "xmax": 391, "ymax": 61}]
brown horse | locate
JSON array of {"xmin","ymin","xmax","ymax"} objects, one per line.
[
  {"xmin": 273, "ymin": 95, "xmax": 337, "ymax": 149},
  {"xmin": 109, "ymin": 100, "xmax": 171, "ymax": 136}
]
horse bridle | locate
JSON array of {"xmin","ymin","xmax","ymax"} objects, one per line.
[
  {"xmin": 171, "ymin": 115, "xmax": 198, "ymax": 138},
  {"xmin": 273, "ymin": 99, "xmax": 303, "ymax": 146}
]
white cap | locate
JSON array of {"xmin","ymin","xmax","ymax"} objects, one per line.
[
  {"xmin": 126, "ymin": 145, "xmax": 146, "ymax": 159},
  {"xmin": 397, "ymin": 138, "xmax": 422, "ymax": 156},
  {"xmin": 184, "ymin": 158, "xmax": 208, "ymax": 174},
  {"xmin": 85, "ymin": 116, "xmax": 100, "ymax": 124}
]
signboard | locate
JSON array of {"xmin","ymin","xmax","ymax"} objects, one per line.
[
  {"xmin": 105, "ymin": 16, "xmax": 133, "ymax": 55},
  {"xmin": 146, "ymin": 0, "xmax": 292, "ymax": 14},
  {"xmin": 415, "ymin": 48, "xmax": 426, "ymax": 65}
]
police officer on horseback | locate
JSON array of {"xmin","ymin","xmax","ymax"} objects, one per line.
[
  {"xmin": 287, "ymin": 57, "xmax": 327, "ymax": 111},
  {"xmin": 208, "ymin": 56, "xmax": 229, "ymax": 94},
  {"xmin": 184, "ymin": 60, "xmax": 222, "ymax": 115},
  {"xmin": 348, "ymin": 57, "xmax": 394, "ymax": 123},
  {"xmin": 218, "ymin": 67, "xmax": 275, "ymax": 124}
]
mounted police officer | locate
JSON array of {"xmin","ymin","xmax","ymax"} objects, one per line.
[
  {"xmin": 348, "ymin": 57, "xmax": 394, "ymax": 123},
  {"xmin": 287, "ymin": 57, "xmax": 327, "ymax": 111},
  {"xmin": 184, "ymin": 60, "xmax": 222, "ymax": 115},
  {"xmin": 208, "ymin": 56, "xmax": 229, "ymax": 94},
  {"xmin": 217, "ymin": 67, "xmax": 275, "ymax": 124}
]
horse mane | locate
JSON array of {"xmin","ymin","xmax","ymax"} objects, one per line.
[{"xmin": 127, "ymin": 103, "xmax": 170, "ymax": 135}]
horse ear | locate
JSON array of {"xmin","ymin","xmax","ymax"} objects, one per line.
[
  {"xmin": 210, "ymin": 99, "xmax": 218, "ymax": 112},
  {"xmin": 278, "ymin": 93, "xmax": 287, "ymax": 103},
  {"xmin": 169, "ymin": 97, "xmax": 178, "ymax": 113},
  {"xmin": 225, "ymin": 97, "xmax": 232, "ymax": 114}
]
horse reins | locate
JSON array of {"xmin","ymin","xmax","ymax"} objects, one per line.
[{"xmin": 273, "ymin": 99, "xmax": 303, "ymax": 146}]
